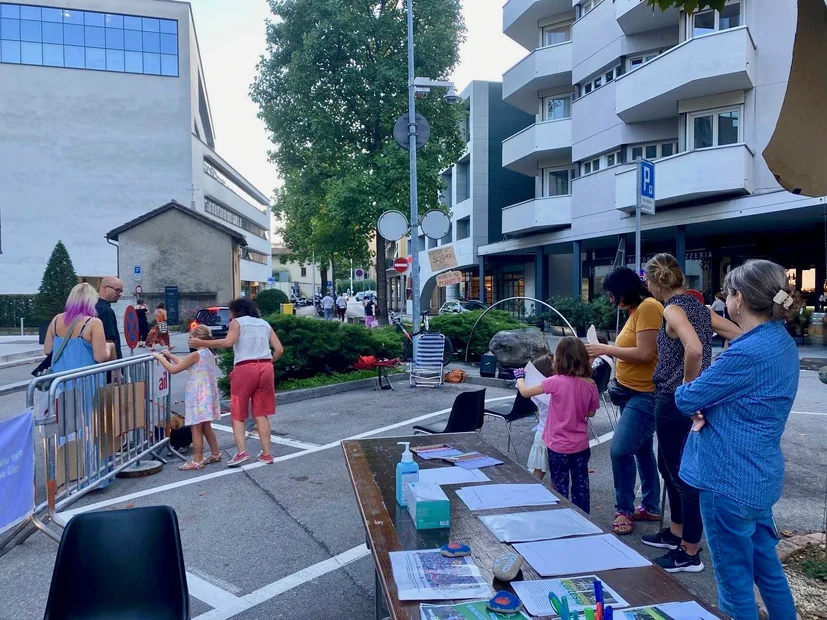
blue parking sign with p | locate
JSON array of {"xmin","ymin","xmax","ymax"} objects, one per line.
[{"xmin": 638, "ymin": 159, "xmax": 655, "ymax": 215}]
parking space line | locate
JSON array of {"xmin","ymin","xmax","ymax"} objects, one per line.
[
  {"xmin": 186, "ymin": 571, "xmax": 242, "ymax": 610},
  {"xmin": 791, "ymin": 410, "xmax": 827, "ymax": 416},
  {"xmin": 191, "ymin": 544, "xmax": 370, "ymax": 620},
  {"xmin": 209, "ymin": 423, "xmax": 321, "ymax": 450},
  {"xmin": 57, "ymin": 396, "xmax": 517, "ymax": 520}
]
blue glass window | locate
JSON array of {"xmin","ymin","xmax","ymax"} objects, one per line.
[
  {"xmin": 142, "ymin": 31, "xmax": 158, "ymax": 52},
  {"xmin": 105, "ymin": 14, "xmax": 122, "ymax": 29},
  {"xmin": 124, "ymin": 50, "xmax": 141, "ymax": 73},
  {"xmin": 1, "ymin": 18, "xmax": 20, "ymax": 39},
  {"xmin": 64, "ymin": 43, "xmax": 83, "ymax": 67},
  {"xmin": 84, "ymin": 25, "xmax": 104, "ymax": 47},
  {"xmin": 63, "ymin": 23, "xmax": 82, "ymax": 46},
  {"xmin": 106, "ymin": 48, "xmax": 123, "ymax": 71},
  {"xmin": 124, "ymin": 29, "xmax": 141, "ymax": 51},
  {"xmin": 105, "ymin": 27, "xmax": 123, "ymax": 49},
  {"xmin": 0, "ymin": 5, "xmax": 178, "ymax": 77},
  {"xmin": 85, "ymin": 46, "xmax": 104, "ymax": 69},
  {"xmin": 20, "ymin": 19, "xmax": 40, "ymax": 41},
  {"xmin": 142, "ymin": 51, "xmax": 159, "ymax": 74},
  {"xmin": 21, "ymin": 40, "xmax": 41, "ymax": 64},
  {"xmin": 42, "ymin": 42, "xmax": 62, "ymax": 65},
  {"xmin": 43, "ymin": 21, "xmax": 62, "ymax": 43},
  {"xmin": 1, "ymin": 39, "xmax": 19, "ymax": 62}
]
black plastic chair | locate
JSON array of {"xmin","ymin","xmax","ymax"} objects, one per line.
[
  {"xmin": 44, "ymin": 506, "xmax": 189, "ymax": 620},
  {"xmin": 483, "ymin": 392, "xmax": 538, "ymax": 463},
  {"xmin": 412, "ymin": 389, "xmax": 486, "ymax": 435}
]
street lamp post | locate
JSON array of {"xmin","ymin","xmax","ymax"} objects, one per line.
[{"xmin": 405, "ymin": 0, "xmax": 421, "ymax": 360}]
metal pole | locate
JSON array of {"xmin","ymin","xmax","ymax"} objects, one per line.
[
  {"xmin": 635, "ymin": 163, "xmax": 642, "ymax": 276},
  {"xmin": 406, "ymin": 0, "xmax": 420, "ymax": 358},
  {"xmin": 350, "ymin": 258, "xmax": 354, "ymax": 297},
  {"xmin": 312, "ymin": 250, "xmax": 316, "ymax": 299}
]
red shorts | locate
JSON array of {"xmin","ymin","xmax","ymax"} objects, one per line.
[{"xmin": 229, "ymin": 360, "xmax": 276, "ymax": 422}]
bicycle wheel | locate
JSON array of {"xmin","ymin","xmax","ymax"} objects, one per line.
[{"xmin": 440, "ymin": 335, "xmax": 454, "ymax": 365}]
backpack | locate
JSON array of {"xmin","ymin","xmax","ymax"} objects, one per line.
[{"xmin": 444, "ymin": 369, "xmax": 467, "ymax": 383}]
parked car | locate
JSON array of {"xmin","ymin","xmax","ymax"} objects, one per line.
[
  {"xmin": 191, "ymin": 306, "xmax": 231, "ymax": 338},
  {"xmin": 438, "ymin": 300, "xmax": 489, "ymax": 315},
  {"xmin": 356, "ymin": 290, "xmax": 376, "ymax": 302}
]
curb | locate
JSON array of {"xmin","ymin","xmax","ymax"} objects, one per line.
[
  {"xmin": 0, "ymin": 355, "xmax": 44, "ymax": 371},
  {"xmin": 0, "ymin": 379, "xmax": 30, "ymax": 397},
  {"xmin": 0, "ymin": 350, "xmax": 44, "ymax": 365}
]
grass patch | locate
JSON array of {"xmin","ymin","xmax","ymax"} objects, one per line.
[
  {"xmin": 802, "ymin": 557, "xmax": 827, "ymax": 581},
  {"xmin": 279, "ymin": 368, "xmax": 403, "ymax": 392}
]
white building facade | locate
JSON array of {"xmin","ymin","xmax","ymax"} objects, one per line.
[
  {"xmin": 485, "ymin": 0, "xmax": 825, "ymax": 307},
  {"xmin": 0, "ymin": 0, "xmax": 271, "ymax": 296}
]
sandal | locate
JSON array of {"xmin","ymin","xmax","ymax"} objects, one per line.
[
  {"xmin": 203, "ymin": 454, "xmax": 222, "ymax": 465},
  {"xmin": 634, "ymin": 505, "xmax": 662, "ymax": 521},
  {"xmin": 179, "ymin": 460, "xmax": 204, "ymax": 471},
  {"xmin": 613, "ymin": 513, "xmax": 634, "ymax": 535}
]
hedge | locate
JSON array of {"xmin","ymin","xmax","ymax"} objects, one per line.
[
  {"xmin": 544, "ymin": 295, "xmax": 623, "ymax": 331},
  {"xmin": 217, "ymin": 314, "xmax": 404, "ymax": 393},
  {"xmin": 428, "ymin": 310, "xmax": 524, "ymax": 359},
  {"xmin": 0, "ymin": 295, "xmax": 36, "ymax": 329},
  {"xmin": 256, "ymin": 289, "xmax": 290, "ymax": 315}
]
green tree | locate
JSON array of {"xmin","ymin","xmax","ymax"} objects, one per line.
[
  {"xmin": 256, "ymin": 288, "xmax": 290, "ymax": 315},
  {"xmin": 34, "ymin": 241, "xmax": 78, "ymax": 321},
  {"xmin": 251, "ymin": 0, "xmax": 466, "ymax": 319}
]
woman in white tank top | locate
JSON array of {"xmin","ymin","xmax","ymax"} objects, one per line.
[{"xmin": 189, "ymin": 298, "xmax": 284, "ymax": 467}]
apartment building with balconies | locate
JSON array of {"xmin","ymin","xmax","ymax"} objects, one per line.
[{"xmin": 485, "ymin": 0, "xmax": 826, "ymax": 307}]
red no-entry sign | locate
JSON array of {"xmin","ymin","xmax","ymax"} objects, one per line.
[{"xmin": 394, "ymin": 258, "xmax": 409, "ymax": 274}]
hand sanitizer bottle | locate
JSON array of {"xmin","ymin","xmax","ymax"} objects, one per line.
[{"xmin": 396, "ymin": 441, "xmax": 419, "ymax": 506}]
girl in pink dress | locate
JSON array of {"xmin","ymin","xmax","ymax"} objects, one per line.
[{"xmin": 153, "ymin": 325, "xmax": 222, "ymax": 471}]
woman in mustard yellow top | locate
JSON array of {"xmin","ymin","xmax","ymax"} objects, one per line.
[{"xmin": 586, "ymin": 267, "xmax": 663, "ymax": 535}]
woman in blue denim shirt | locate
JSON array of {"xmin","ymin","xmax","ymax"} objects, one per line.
[{"xmin": 675, "ymin": 260, "xmax": 798, "ymax": 620}]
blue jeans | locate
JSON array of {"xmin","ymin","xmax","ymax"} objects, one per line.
[
  {"xmin": 610, "ymin": 392, "xmax": 660, "ymax": 515},
  {"xmin": 700, "ymin": 491, "xmax": 796, "ymax": 620}
]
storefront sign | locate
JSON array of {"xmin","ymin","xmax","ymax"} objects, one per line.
[
  {"xmin": 427, "ymin": 247, "xmax": 458, "ymax": 272},
  {"xmin": 436, "ymin": 270, "xmax": 463, "ymax": 287}
]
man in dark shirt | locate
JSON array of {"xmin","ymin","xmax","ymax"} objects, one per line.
[{"xmin": 96, "ymin": 276, "xmax": 124, "ymax": 360}]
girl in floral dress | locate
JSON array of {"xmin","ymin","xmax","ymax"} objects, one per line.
[{"xmin": 153, "ymin": 325, "xmax": 222, "ymax": 471}]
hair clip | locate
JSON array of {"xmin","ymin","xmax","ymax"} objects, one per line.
[{"xmin": 773, "ymin": 291, "xmax": 794, "ymax": 309}]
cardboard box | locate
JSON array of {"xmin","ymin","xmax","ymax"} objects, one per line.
[
  {"xmin": 55, "ymin": 440, "xmax": 85, "ymax": 488},
  {"xmin": 405, "ymin": 482, "xmax": 451, "ymax": 530},
  {"xmin": 97, "ymin": 382, "xmax": 146, "ymax": 437}
]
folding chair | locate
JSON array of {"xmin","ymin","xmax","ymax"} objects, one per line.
[
  {"xmin": 592, "ymin": 360, "xmax": 617, "ymax": 430},
  {"xmin": 410, "ymin": 333, "xmax": 446, "ymax": 388},
  {"xmin": 413, "ymin": 389, "xmax": 486, "ymax": 434},
  {"xmin": 484, "ymin": 392, "xmax": 538, "ymax": 464},
  {"xmin": 44, "ymin": 506, "xmax": 189, "ymax": 620}
]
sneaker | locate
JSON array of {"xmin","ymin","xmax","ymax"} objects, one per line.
[
  {"xmin": 227, "ymin": 451, "xmax": 250, "ymax": 467},
  {"xmin": 653, "ymin": 546, "xmax": 705, "ymax": 573},
  {"xmin": 257, "ymin": 452, "xmax": 274, "ymax": 465},
  {"xmin": 641, "ymin": 528, "xmax": 682, "ymax": 550}
]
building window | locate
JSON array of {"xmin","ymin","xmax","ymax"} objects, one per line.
[
  {"xmin": 661, "ymin": 142, "xmax": 675, "ymax": 157},
  {"xmin": 593, "ymin": 76, "xmax": 602, "ymax": 89},
  {"xmin": 689, "ymin": 107, "xmax": 741, "ymax": 149},
  {"xmin": 544, "ymin": 168, "xmax": 573, "ymax": 196},
  {"xmin": 0, "ymin": 4, "xmax": 178, "ymax": 76},
  {"xmin": 544, "ymin": 95, "xmax": 572, "ymax": 121},
  {"xmin": 692, "ymin": 2, "xmax": 741, "ymax": 38},
  {"xmin": 542, "ymin": 24, "xmax": 570, "ymax": 46},
  {"xmin": 627, "ymin": 53, "xmax": 660, "ymax": 72},
  {"xmin": 629, "ymin": 141, "xmax": 678, "ymax": 161},
  {"xmin": 457, "ymin": 216, "xmax": 471, "ymax": 240},
  {"xmin": 582, "ymin": 158, "xmax": 600, "ymax": 175},
  {"xmin": 205, "ymin": 198, "xmax": 268, "ymax": 239},
  {"xmin": 300, "ymin": 267, "xmax": 307, "ymax": 277},
  {"xmin": 581, "ymin": 0, "xmax": 602, "ymax": 15},
  {"xmin": 584, "ymin": 82, "xmax": 592, "ymax": 95},
  {"xmin": 203, "ymin": 160, "xmax": 266, "ymax": 213},
  {"xmin": 605, "ymin": 68, "xmax": 614, "ymax": 83},
  {"xmin": 606, "ymin": 151, "xmax": 621, "ymax": 167},
  {"xmin": 240, "ymin": 247, "xmax": 269, "ymax": 265}
]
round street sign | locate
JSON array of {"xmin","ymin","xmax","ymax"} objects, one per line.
[
  {"xmin": 394, "ymin": 258, "xmax": 409, "ymax": 274},
  {"xmin": 135, "ymin": 285, "xmax": 143, "ymax": 296},
  {"xmin": 393, "ymin": 113, "xmax": 431, "ymax": 151},
  {"xmin": 124, "ymin": 305, "xmax": 139, "ymax": 350},
  {"xmin": 378, "ymin": 210, "xmax": 409, "ymax": 241}
]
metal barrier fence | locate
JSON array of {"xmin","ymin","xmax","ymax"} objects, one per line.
[{"xmin": 3, "ymin": 354, "xmax": 179, "ymax": 547}]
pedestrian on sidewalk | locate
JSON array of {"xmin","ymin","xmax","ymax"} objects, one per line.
[
  {"xmin": 153, "ymin": 325, "xmax": 222, "ymax": 471},
  {"xmin": 676, "ymin": 259, "xmax": 799, "ymax": 619},
  {"xmin": 189, "ymin": 298, "xmax": 284, "ymax": 467},
  {"xmin": 95, "ymin": 276, "xmax": 123, "ymax": 360},
  {"xmin": 364, "ymin": 296, "xmax": 378, "ymax": 328},
  {"xmin": 145, "ymin": 302, "xmax": 172, "ymax": 351},
  {"xmin": 321, "ymin": 293, "xmax": 334, "ymax": 320},
  {"xmin": 135, "ymin": 299, "xmax": 150, "ymax": 347},
  {"xmin": 335, "ymin": 293, "xmax": 347, "ymax": 322},
  {"xmin": 523, "ymin": 353, "xmax": 554, "ymax": 480}
]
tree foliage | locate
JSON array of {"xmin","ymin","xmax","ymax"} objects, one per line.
[
  {"xmin": 641, "ymin": 0, "xmax": 726, "ymax": 12},
  {"xmin": 34, "ymin": 241, "xmax": 78, "ymax": 321},
  {"xmin": 256, "ymin": 288, "xmax": 290, "ymax": 315},
  {"xmin": 251, "ymin": 0, "xmax": 467, "ymax": 313}
]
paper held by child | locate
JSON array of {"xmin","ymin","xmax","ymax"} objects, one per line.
[
  {"xmin": 511, "ymin": 575, "xmax": 629, "ymax": 617},
  {"xmin": 479, "ymin": 508, "xmax": 602, "ymax": 543},
  {"xmin": 417, "ymin": 467, "xmax": 490, "ymax": 486},
  {"xmin": 390, "ymin": 550, "xmax": 492, "ymax": 601},
  {"xmin": 587, "ymin": 324, "xmax": 614, "ymax": 368},
  {"xmin": 616, "ymin": 601, "xmax": 719, "ymax": 619},
  {"xmin": 419, "ymin": 600, "xmax": 530, "ymax": 620},
  {"xmin": 514, "ymin": 534, "xmax": 652, "ymax": 576},
  {"xmin": 455, "ymin": 483, "xmax": 558, "ymax": 511}
]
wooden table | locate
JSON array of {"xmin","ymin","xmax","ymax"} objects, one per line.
[{"xmin": 342, "ymin": 432, "xmax": 725, "ymax": 620}]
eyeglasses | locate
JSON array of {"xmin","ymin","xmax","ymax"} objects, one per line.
[{"xmin": 106, "ymin": 285, "xmax": 124, "ymax": 294}]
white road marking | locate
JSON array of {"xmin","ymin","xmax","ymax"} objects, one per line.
[
  {"xmin": 186, "ymin": 571, "xmax": 242, "ymax": 610},
  {"xmin": 57, "ymin": 395, "xmax": 517, "ymax": 519},
  {"xmin": 209, "ymin": 423, "xmax": 321, "ymax": 450},
  {"xmin": 791, "ymin": 410, "xmax": 827, "ymax": 416},
  {"xmin": 191, "ymin": 544, "xmax": 370, "ymax": 620}
]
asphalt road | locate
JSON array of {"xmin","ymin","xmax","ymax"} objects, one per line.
[{"xmin": 0, "ymin": 340, "xmax": 825, "ymax": 619}]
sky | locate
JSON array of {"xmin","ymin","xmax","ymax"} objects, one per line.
[{"xmin": 190, "ymin": 0, "xmax": 526, "ymax": 211}]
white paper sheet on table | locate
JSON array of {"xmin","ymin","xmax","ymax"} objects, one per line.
[
  {"xmin": 455, "ymin": 484, "xmax": 558, "ymax": 511},
  {"xmin": 514, "ymin": 534, "xmax": 651, "ymax": 576},
  {"xmin": 617, "ymin": 601, "xmax": 719, "ymax": 619},
  {"xmin": 479, "ymin": 508, "xmax": 601, "ymax": 542},
  {"xmin": 389, "ymin": 550, "xmax": 492, "ymax": 601},
  {"xmin": 417, "ymin": 467, "xmax": 490, "ymax": 486},
  {"xmin": 512, "ymin": 575, "xmax": 630, "ymax": 617}
]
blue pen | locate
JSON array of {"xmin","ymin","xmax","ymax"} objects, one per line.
[
  {"xmin": 594, "ymin": 579, "xmax": 604, "ymax": 606},
  {"xmin": 572, "ymin": 610, "xmax": 580, "ymax": 620},
  {"xmin": 560, "ymin": 595, "xmax": 571, "ymax": 620},
  {"xmin": 548, "ymin": 592, "xmax": 562, "ymax": 615},
  {"xmin": 604, "ymin": 606, "xmax": 613, "ymax": 620}
]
